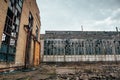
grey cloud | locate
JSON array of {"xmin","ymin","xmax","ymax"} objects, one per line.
[
  {"xmin": 37, "ymin": 0, "xmax": 120, "ymax": 33},
  {"xmin": 111, "ymin": 9, "xmax": 120, "ymax": 20}
]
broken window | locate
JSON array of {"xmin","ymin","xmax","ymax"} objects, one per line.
[
  {"xmin": 36, "ymin": 26, "xmax": 39, "ymax": 40},
  {"xmin": 0, "ymin": 0, "xmax": 23, "ymax": 62},
  {"xmin": 115, "ymin": 41, "xmax": 120, "ymax": 54}
]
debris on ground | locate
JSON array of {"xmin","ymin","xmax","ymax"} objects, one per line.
[{"xmin": 0, "ymin": 62, "xmax": 120, "ymax": 80}]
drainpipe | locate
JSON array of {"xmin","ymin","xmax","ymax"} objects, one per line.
[
  {"xmin": 24, "ymin": 25, "xmax": 37, "ymax": 68},
  {"xmin": 24, "ymin": 25, "xmax": 31, "ymax": 69}
]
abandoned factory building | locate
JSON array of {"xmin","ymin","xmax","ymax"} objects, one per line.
[
  {"xmin": 0, "ymin": 0, "xmax": 41, "ymax": 69},
  {"xmin": 41, "ymin": 31, "xmax": 120, "ymax": 62}
]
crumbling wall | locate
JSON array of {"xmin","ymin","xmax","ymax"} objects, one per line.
[{"xmin": 43, "ymin": 37, "xmax": 120, "ymax": 62}]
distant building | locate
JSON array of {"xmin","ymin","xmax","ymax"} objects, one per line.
[
  {"xmin": 0, "ymin": 0, "xmax": 41, "ymax": 69},
  {"xmin": 40, "ymin": 31, "xmax": 120, "ymax": 62}
]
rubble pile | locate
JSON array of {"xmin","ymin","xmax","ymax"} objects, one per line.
[{"xmin": 56, "ymin": 65, "xmax": 120, "ymax": 80}]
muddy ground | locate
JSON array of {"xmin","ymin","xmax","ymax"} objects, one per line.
[{"xmin": 0, "ymin": 62, "xmax": 120, "ymax": 80}]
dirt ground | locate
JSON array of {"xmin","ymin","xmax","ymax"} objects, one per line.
[{"xmin": 0, "ymin": 62, "xmax": 120, "ymax": 80}]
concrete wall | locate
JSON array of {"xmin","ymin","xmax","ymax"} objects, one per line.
[
  {"xmin": 43, "ymin": 55, "xmax": 120, "ymax": 62},
  {"xmin": 40, "ymin": 40, "xmax": 44, "ymax": 61}
]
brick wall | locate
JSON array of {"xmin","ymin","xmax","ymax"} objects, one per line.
[
  {"xmin": 0, "ymin": 0, "xmax": 41, "ymax": 68},
  {"xmin": 15, "ymin": 0, "xmax": 41, "ymax": 67}
]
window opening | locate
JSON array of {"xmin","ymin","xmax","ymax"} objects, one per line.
[{"xmin": 0, "ymin": 0, "xmax": 23, "ymax": 62}]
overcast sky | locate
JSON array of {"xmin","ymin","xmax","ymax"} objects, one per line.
[{"xmin": 37, "ymin": 0, "xmax": 120, "ymax": 34}]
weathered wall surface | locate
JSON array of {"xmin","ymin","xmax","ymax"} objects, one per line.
[
  {"xmin": 41, "ymin": 31, "xmax": 120, "ymax": 62},
  {"xmin": 40, "ymin": 40, "xmax": 44, "ymax": 61},
  {"xmin": 15, "ymin": 0, "xmax": 41, "ymax": 67},
  {"xmin": 43, "ymin": 55, "xmax": 120, "ymax": 62},
  {"xmin": 0, "ymin": 0, "xmax": 41, "ymax": 68}
]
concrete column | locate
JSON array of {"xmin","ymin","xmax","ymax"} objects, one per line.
[
  {"xmin": 112, "ymin": 40, "xmax": 117, "ymax": 62},
  {"xmin": 63, "ymin": 42, "xmax": 66, "ymax": 62}
]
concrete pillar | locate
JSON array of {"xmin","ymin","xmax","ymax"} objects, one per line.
[{"xmin": 112, "ymin": 40, "xmax": 117, "ymax": 62}]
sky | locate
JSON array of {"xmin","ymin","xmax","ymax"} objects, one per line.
[{"xmin": 36, "ymin": 0, "xmax": 120, "ymax": 34}]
